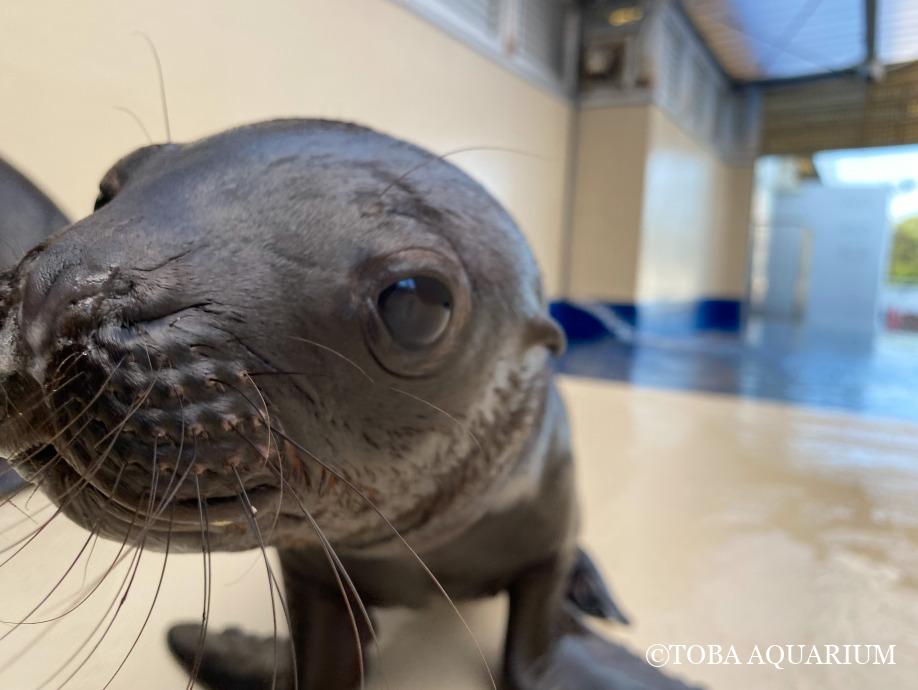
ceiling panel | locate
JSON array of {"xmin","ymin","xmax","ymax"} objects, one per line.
[
  {"xmin": 683, "ymin": 0, "xmax": 867, "ymax": 82},
  {"xmin": 879, "ymin": 0, "xmax": 918, "ymax": 65}
]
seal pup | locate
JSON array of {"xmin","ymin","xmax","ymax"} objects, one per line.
[
  {"xmin": 0, "ymin": 119, "xmax": 697, "ymax": 689},
  {"xmin": 0, "ymin": 156, "xmax": 70, "ymax": 495}
]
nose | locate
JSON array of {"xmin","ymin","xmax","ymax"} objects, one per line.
[{"xmin": 19, "ymin": 251, "xmax": 111, "ymax": 378}]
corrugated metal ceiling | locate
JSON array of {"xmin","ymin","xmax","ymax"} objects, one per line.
[
  {"xmin": 682, "ymin": 0, "xmax": 918, "ymax": 82},
  {"xmin": 879, "ymin": 0, "xmax": 918, "ymax": 65}
]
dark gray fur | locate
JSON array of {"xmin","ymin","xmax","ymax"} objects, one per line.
[{"xmin": 0, "ymin": 155, "xmax": 69, "ymax": 494}]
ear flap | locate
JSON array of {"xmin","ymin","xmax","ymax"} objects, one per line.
[
  {"xmin": 94, "ymin": 144, "xmax": 172, "ymax": 211},
  {"xmin": 526, "ymin": 313, "xmax": 567, "ymax": 356}
]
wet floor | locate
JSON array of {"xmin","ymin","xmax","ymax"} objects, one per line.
[{"xmin": 0, "ymin": 377, "xmax": 915, "ymax": 688}]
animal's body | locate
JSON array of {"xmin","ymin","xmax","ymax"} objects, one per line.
[
  {"xmin": 0, "ymin": 156, "xmax": 69, "ymax": 270},
  {"xmin": 0, "ymin": 155, "xmax": 69, "ymax": 494},
  {"xmin": 0, "ymin": 120, "xmax": 695, "ymax": 689}
]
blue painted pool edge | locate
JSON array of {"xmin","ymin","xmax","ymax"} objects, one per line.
[{"xmin": 550, "ymin": 299, "xmax": 744, "ymax": 341}]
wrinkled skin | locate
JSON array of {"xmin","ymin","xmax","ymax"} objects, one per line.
[
  {"xmin": 0, "ymin": 155, "xmax": 70, "ymax": 494},
  {"xmin": 0, "ymin": 120, "xmax": 698, "ymax": 689}
]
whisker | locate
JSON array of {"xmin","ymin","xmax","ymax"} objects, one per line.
[
  {"xmin": 377, "ymin": 145, "xmax": 546, "ymax": 200},
  {"xmin": 101, "ymin": 504, "xmax": 174, "ymax": 689},
  {"xmin": 228, "ymin": 384, "xmax": 487, "ymax": 690},
  {"xmin": 112, "ymin": 105, "xmax": 153, "ymax": 144},
  {"xmin": 0, "ymin": 613, "xmax": 59, "ymax": 675},
  {"xmin": 80, "ymin": 529, "xmax": 102, "ymax": 590},
  {"xmin": 243, "ymin": 425, "xmax": 381, "ymax": 690},
  {"xmin": 5, "ymin": 499, "xmax": 38, "ymax": 525},
  {"xmin": 276, "ymin": 472, "xmax": 385, "ymax": 690},
  {"xmin": 284, "ymin": 336, "xmax": 375, "ymax": 383},
  {"xmin": 0, "ymin": 527, "xmax": 97, "ymax": 630},
  {"xmin": 36, "ymin": 478, "xmax": 180, "ymax": 629},
  {"xmin": 191, "ymin": 357, "xmax": 493, "ymax": 687},
  {"xmin": 0, "ymin": 464, "xmax": 55, "ymax": 516},
  {"xmin": 23, "ymin": 480, "xmax": 46, "ymax": 511},
  {"xmin": 243, "ymin": 352, "xmax": 482, "ymax": 457},
  {"xmin": 46, "ymin": 541, "xmax": 147, "ymax": 690},
  {"xmin": 2, "ymin": 348, "xmax": 94, "ymax": 443},
  {"xmin": 9, "ymin": 483, "xmax": 141, "ymax": 628},
  {"xmin": 150, "ymin": 394, "xmax": 186, "ymax": 517},
  {"xmin": 47, "ymin": 461, "xmax": 163, "ymax": 689},
  {"xmin": 233, "ymin": 467, "xmax": 285, "ymax": 690},
  {"xmin": 0, "ymin": 501, "xmax": 54, "ymax": 545},
  {"xmin": 269, "ymin": 429, "xmax": 497, "ymax": 690},
  {"xmin": 32, "ymin": 501, "xmax": 145, "ymax": 687},
  {"xmin": 221, "ymin": 552, "xmax": 261, "ymax": 587},
  {"xmin": 240, "ymin": 372, "xmax": 285, "ymax": 539},
  {"xmin": 132, "ymin": 31, "xmax": 171, "ymax": 142},
  {"xmin": 2, "ymin": 358, "xmax": 128, "ymax": 508},
  {"xmin": 184, "ymin": 473, "xmax": 212, "ymax": 690},
  {"xmin": 146, "ymin": 433, "xmax": 195, "ymax": 526},
  {"xmin": 267, "ymin": 567, "xmax": 299, "ymax": 690},
  {"xmin": 0, "ymin": 378, "xmax": 155, "ymax": 571},
  {"xmin": 388, "ymin": 386, "xmax": 483, "ymax": 455},
  {"xmin": 0, "ymin": 367, "xmax": 86, "ymax": 451}
]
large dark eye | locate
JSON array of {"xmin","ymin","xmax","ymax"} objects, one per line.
[
  {"xmin": 93, "ymin": 188, "xmax": 113, "ymax": 211},
  {"xmin": 94, "ymin": 178, "xmax": 118, "ymax": 211},
  {"xmin": 378, "ymin": 276, "xmax": 452, "ymax": 348}
]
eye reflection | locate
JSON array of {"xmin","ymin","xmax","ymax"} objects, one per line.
[{"xmin": 377, "ymin": 276, "xmax": 452, "ymax": 348}]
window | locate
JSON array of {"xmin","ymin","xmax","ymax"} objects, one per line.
[
  {"xmin": 392, "ymin": 0, "xmax": 576, "ymax": 95},
  {"xmin": 518, "ymin": 0, "xmax": 568, "ymax": 81},
  {"xmin": 434, "ymin": 0, "xmax": 502, "ymax": 37}
]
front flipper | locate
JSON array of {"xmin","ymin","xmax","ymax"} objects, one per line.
[
  {"xmin": 567, "ymin": 547, "xmax": 631, "ymax": 625},
  {"xmin": 506, "ymin": 554, "xmax": 700, "ymax": 690},
  {"xmin": 529, "ymin": 614, "xmax": 701, "ymax": 690},
  {"xmin": 167, "ymin": 624, "xmax": 292, "ymax": 690}
]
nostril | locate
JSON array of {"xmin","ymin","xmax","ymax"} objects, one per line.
[{"xmin": 19, "ymin": 261, "xmax": 111, "ymax": 367}]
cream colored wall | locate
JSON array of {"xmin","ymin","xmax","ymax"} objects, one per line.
[
  {"xmin": 718, "ymin": 164, "xmax": 755, "ymax": 297},
  {"xmin": 568, "ymin": 105, "xmax": 648, "ymax": 301},
  {"xmin": 568, "ymin": 102, "xmax": 754, "ymax": 303},
  {"xmin": 638, "ymin": 106, "xmax": 754, "ymax": 302},
  {"xmin": 0, "ymin": 0, "xmax": 572, "ymax": 293}
]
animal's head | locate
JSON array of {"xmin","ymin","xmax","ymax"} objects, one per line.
[{"xmin": 0, "ymin": 120, "xmax": 564, "ymax": 553}]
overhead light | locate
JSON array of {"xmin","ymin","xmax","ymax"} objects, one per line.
[{"xmin": 608, "ymin": 6, "xmax": 643, "ymax": 26}]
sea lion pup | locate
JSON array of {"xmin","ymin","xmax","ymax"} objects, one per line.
[
  {"xmin": 0, "ymin": 120, "xmax": 697, "ymax": 689},
  {"xmin": 0, "ymin": 156, "xmax": 70, "ymax": 495}
]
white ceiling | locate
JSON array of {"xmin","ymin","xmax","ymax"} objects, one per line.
[{"xmin": 682, "ymin": 0, "xmax": 918, "ymax": 82}]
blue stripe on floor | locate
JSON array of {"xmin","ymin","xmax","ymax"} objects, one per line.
[{"xmin": 551, "ymin": 301, "xmax": 918, "ymax": 423}]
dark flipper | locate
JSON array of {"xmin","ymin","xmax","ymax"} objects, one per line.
[
  {"xmin": 541, "ymin": 613, "xmax": 703, "ymax": 690},
  {"xmin": 567, "ymin": 547, "xmax": 631, "ymax": 625},
  {"xmin": 168, "ymin": 553, "xmax": 373, "ymax": 690},
  {"xmin": 506, "ymin": 553, "xmax": 702, "ymax": 690},
  {"xmin": 167, "ymin": 624, "xmax": 293, "ymax": 690}
]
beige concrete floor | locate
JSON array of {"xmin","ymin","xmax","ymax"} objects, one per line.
[{"xmin": 0, "ymin": 377, "xmax": 916, "ymax": 689}]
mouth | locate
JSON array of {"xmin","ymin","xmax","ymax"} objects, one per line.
[
  {"xmin": 2, "ymin": 315, "xmax": 322, "ymax": 547},
  {"xmin": 94, "ymin": 480, "xmax": 291, "ymax": 545},
  {"xmin": 13, "ymin": 432, "xmax": 291, "ymax": 532},
  {"xmin": 171, "ymin": 483, "xmax": 281, "ymax": 527}
]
